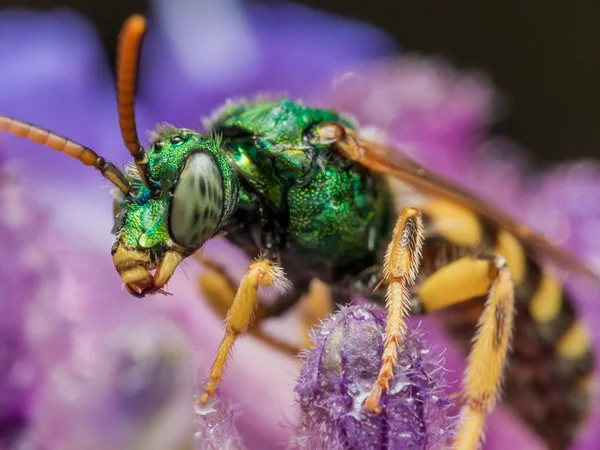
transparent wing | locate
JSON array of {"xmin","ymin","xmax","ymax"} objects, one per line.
[{"xmin": 334, "ymin": 125, "xmax": 599, "ymax": 282}]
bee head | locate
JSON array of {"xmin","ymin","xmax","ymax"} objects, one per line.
[{"xmin": 111, "ymin": 127, "xmax": 239, "ymax": 296}]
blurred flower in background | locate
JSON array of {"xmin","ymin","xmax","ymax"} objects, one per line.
[{"xmin": 0, "ymin": 0, "xmax": 599, "ymax": 450}]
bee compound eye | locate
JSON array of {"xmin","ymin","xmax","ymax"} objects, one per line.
[
  {"xmin": 153, "ymin": 140, "xmax": 164, "ymax": 152},
  {"xmin": 169, "ymin": 151, "xmax": 224, "ymax": 249}
]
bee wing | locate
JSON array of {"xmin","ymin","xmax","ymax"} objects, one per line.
[{"xmin": 338, "ymin": 128, "xmax": 599, "ymax": 282}]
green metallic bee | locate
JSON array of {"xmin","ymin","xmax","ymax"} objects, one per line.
[{"xmin": 1, "ymin": 15, "xmax": 597, "ymax": 450}]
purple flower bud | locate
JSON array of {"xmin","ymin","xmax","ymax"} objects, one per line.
[{"xmin": 295, "ymin": 305, "xmax": 453, "ymax": 449}]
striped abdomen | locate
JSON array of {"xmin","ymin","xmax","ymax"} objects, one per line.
[{"xmin": 415, "ymin": 198, "xmax": 594, "ymax": 450}]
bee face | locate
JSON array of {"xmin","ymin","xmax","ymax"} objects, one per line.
[{"xmin": 109, "ymin": 129, "xmax": 237, "ymax": 297}]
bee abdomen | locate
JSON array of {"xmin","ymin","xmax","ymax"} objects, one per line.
[
  {"xmin": 361, "ymin": 198, "xmax": 594, "ymax": 448},
  {"xmin": 431, "ymin": 224, "xmax": 595, "ymax": 450}
]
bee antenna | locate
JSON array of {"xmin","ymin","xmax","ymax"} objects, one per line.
[
  {"xmin": 0, "ymin": 116, "xmax": 131, "ymax": 195},
  {"xmin": 116, "ymin": 15, "xmax": 157, "ymax": 195}
]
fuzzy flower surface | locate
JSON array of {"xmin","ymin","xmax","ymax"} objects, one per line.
[
  {"xmin": 0, "ymin": 1, "xmax": 599, "ymax": 449},
  {"xmin": 295, "ymin": 305, "xmax": 453, "ymax": 449}
]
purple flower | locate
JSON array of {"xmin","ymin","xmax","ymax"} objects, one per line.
[
  {"xmin": 295, "ymin": 305, "xmax": 454, "ymax": 449},
  {"xmin": 141, "ymin": 0, "xmax": 395, "ymax": 130},
  {"xmin": 31, "ymin": 312, "xmax": 195, "ymax": 450},
  {"xmin": 525, "ymin": 162, "xmax": 600, "ymax": 273},
  {"xmin": 319, "ymin": 56, "xmax": 600, "ymax": 449},
  {"xmin": 314, "ymin": 57, "xmax": 532, "ymax": 218}
]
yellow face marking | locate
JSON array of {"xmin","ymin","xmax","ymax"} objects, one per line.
[
  {"xmin": 557, "ymin": 321, "xmax": 591, "ymax": 360},
  {"xmin": 418, "ymin": 257, "xmax": 492, "ymax": 312},
  {"xmin": 495, "ymin": 230, "xmax": 526, "ymax": 285},
  {"xmin": 153, "ymin": 250, "xmax": 184, "ymax": 288},
  {"xmin": 424, "ymin": 199, "xmax": 482, "ymax": 247},
  {"xmin": 528, "ymin": 275, "xmax": 563, "ymax": 323}
]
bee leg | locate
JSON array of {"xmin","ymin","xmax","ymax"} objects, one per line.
[
  {"xmin": 417, "ymin": 255, "xmax": 515, "ymax": 450},
  {"xmin": 299, "ymin": 279, "xmax": 334, "ymax": 349},
  {"xmin": 195, "ymin": 253, "xmax": 240, "ymax": 318},
  {"xmin": 197, "ymin": 255, "xmax": 333, "ymax": 352},
  {"xmin": 200, "ymin": 264, "xmax": 302, "ymax": 354},
  {"xmin": 198, "ymin": 257, "xmax": 289, "ymax": 405},
  {"xmin": 364, "ymin": 207, "xmax": 425, "ymax": 413},
  {"xmin": 195, "ymin": 253, "xmax": 306, "ymax": 321}
]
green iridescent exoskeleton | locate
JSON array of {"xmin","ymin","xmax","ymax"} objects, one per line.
[{"xmin": 112, "ymin": 98, "xmax": 394, "ymax": 288}]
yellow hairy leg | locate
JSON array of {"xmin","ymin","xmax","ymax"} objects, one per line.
[
  {"xmin": 418, "ymin": 255, "xmax": 515, "ymax": 450},
  {"xmin": 364, "ymin": 207, "xmax": 425, "ymax": 413},
  {"xmin": 195, "ymin": 253, "xmax": 241, "ymax": 318},
  {"xmin": 299, "ymin": 279, "xmax": 334, "ymax": 349},
  {"xmin": 198, "ymin": 257, "xmax": 289, "ymax": 405},
  {"xmin": 196, "ymin": 254, "xmax": 329, "ymax": 354}
]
